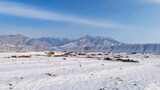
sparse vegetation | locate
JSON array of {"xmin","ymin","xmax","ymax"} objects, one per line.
[
  {"xmin": 103, "ymin": 56, "xmax": 139, "ymax": 63},
  {"xmin": 104, "ymin": 57, "xmax": 112, "ymax": 60},
  {"xmin": 116, "ymin": 58, "xmax": 139, "ymax": 63},
  {"xmin": 144, "ymin": 55, "xmax": 149, "ymax": 58},
  {"xmin": 10, "ymin": 55, "xmax": 31, "ymax": 58},
  {"xmin": 45, "ymin": 73, "xmax": 56, "ymax": 77},
  {"xmin": 47, "ymin": 51, "xmax": 55, "ymax": 57},
  {"xmin": 0, "ymin": 52, "xmax": 159, "ymax": 90},
  {"xmin": 63, "ymin": 58, "xmax": 66, "ymax": 60}
]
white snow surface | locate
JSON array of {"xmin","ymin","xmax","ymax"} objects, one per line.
[{"xmin": 0, "ymin": 53, "xmax": 160, "ymax": 90}]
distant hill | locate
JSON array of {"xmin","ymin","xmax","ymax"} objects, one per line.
[
  {"xmin": 58, "ymin": 35, "xmax": 122, "ymax": 51},
  {"xmin": 0, "ymin": 34, "xmax": 160, "ymax": 54},
  {"xmin": 0, "ymin": 34, "xmax": 71, "ymax": 52}
]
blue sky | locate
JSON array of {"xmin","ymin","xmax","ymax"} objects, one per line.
[{"xmin": 0, "ymin": 0, "xmax": 160, "ymax": 43}]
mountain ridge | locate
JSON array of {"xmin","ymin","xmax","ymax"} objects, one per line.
[{"xmin": 0, "ymin": 34, "xmax": 160, "ymax": 54}]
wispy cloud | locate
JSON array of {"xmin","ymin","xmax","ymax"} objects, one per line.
[
  {"xmin": 0, "ymin": 1, "xmax": 133, "ymax": 30},
  {"xmin": 144, "ymin": 0, "xmax": 160, "ymax": 4}
]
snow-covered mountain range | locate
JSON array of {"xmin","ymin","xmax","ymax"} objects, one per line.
[{"xmin": 0, "ymin": 34, "xmax": 160, "ymax": 54}]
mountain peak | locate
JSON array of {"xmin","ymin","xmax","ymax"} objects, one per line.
[
  {"xmin": 59, "ymin": 35, "xmax": 121, "ymax": 51},
  {"xmin": 0, "ymin": 34, "xmax": 160, "ymax": 54}
]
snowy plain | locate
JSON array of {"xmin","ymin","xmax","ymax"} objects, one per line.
[{"xmin": 0, "ymin": 52, "xmax": 160, "ymax": 90}]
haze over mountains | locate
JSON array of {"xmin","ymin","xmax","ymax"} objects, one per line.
[{"xmin": 0, "ymin": 34, "xmax": 160, "ymax": 54}]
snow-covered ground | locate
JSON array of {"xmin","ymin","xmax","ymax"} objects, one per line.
[{"xmin": 0, "ymin": 53, "xmax": 160, "ymax": 90}]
